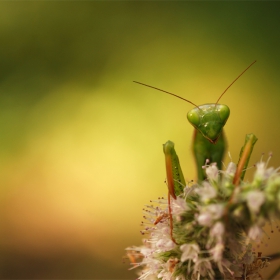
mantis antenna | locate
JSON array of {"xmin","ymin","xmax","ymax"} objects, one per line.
[
  {"xmin": 133, "ymin": 81, "xmax": 200, "ymax": 109},
  {"xmin": 215, "ymin": 60, "xmax": 257, "ymax": 105}
]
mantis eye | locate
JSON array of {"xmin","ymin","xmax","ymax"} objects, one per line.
[
  {"xmin": 218, "ymin": 104, "xmax": 230, "ymax": 124},
  {"xmin": 186, "ymin": 110, "xmax": 200, "ymax": 127}
]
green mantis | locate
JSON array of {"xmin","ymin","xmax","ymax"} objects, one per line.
[
  {"xmin": 134, "ymin": 62, "xmax": 256, "ymax": 243},
  {"xmin": 134, "ymin": 61, "xmax": 256, "ymax": 183}
]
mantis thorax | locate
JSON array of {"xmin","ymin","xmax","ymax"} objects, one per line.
[{"xmin": 187, "ymin": 104, "xmax": 230, "ymax": 144}]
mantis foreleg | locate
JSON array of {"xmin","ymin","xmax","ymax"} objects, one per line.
[{"xmin": 163, "ymin": 141, "xmax": 186, "ymax": 243}]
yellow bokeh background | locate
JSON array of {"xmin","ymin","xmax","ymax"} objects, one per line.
[{"xmin": 0, "ymin": 2, "xmax": 280, "ymax": 279}]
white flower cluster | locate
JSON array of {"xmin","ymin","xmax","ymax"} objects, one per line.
[{"xmin": 126, "ymin": 158, "xmax": 280, "ymax": 280}]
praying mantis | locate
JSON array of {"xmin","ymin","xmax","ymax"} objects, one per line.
[{"xmin": 134, "ymin": 61, "xmax": 257, "ymax": 243}]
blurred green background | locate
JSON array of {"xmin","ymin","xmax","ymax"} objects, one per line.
[{"xmin": 0, "ymin": 2, "xmax": 280, "ymax": 279}]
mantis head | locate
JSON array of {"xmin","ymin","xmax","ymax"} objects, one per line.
[{"xmin": 187, "ymin": 104, "xmax": 230, "ymax": 143}]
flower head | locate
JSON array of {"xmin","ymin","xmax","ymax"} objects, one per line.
[{"xmin": 127, "ymin": 156, "xmax": 278, "ymax": 279}]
